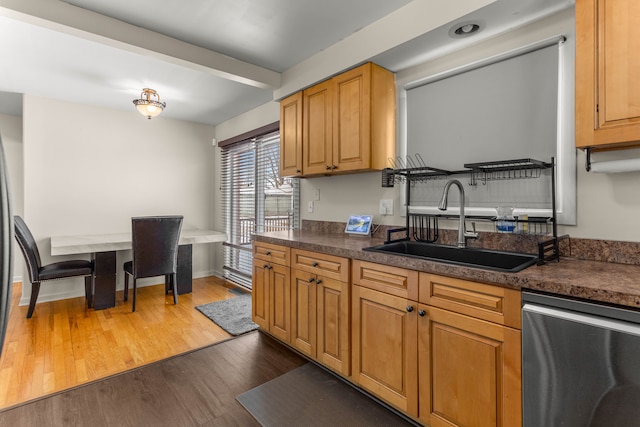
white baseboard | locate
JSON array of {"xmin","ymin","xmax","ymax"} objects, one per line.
[
  {"xmin": 18, "ymin": 285, "xmax": 86, "ymax": 307},
  {"xmin": 17, "ymin": 271, "xmax": 227, "ymax": 307}
]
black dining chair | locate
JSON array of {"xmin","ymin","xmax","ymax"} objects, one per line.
[
  {"xmin": 13, "ymin": 215, "xmax": 94, "ymax": 319},
  {"xmin": 123, "ymin": 215, "xmax": 183, "ymax": 312}
]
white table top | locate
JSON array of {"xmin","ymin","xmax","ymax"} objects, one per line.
[{"xmin": 50, "ymin": 229, "xmax": 227, "ymax": 256}]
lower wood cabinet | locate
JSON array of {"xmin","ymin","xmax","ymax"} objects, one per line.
[
  {"xmin": 352, "ymin": 261, "xmax": 522, "ymax": 427},
  {"xmin": 253, "ymin": 244, "xmax": 351, "ymax": 376},
  {"xmin": 290, "ymin": 249, "xmax": 351, "ymax": 376},
  {"xmin": 291, "ymin": 268, "xmax": 350, "ymax": 375},
  {"xmin": 418, "ymin": 304, "xmax": 522, "ymax": 427},
  {"xmin": 351, "ymin": 284, "xmax": 419, "ymax": 417},
  {"xmin": 253, "ymin": 243, "xmax": 523, "ymax": 426},
  {"xmin": 251, "ymin": 258, "xmax": 270, "ymax": 330},
  {"xmin": 251, "ymin": 257, "xmax": 291, "ymax": 342}
]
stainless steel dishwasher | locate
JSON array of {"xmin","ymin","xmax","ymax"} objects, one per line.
[{"xmin": 522, "ymin": 291, "xmax": 640, "ymax": 427}]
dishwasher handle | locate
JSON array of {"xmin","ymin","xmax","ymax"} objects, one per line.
[{"xmin": 523, "ymin": 303, "xmax": 640, "ymax": 337}]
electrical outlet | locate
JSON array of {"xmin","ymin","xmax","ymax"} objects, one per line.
[
  {"xmin": 313, "ymin": 189, "xmax": 320, "ymax": 201},
  {"xmin": 379, "ymin": 199, "xmax": 393, "ymax": 215},
  {"xmin": 308, "ymin": 201, "xmax": 314, "ymax": 213}
]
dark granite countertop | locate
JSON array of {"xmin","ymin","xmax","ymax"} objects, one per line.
[{"xmin": 253, "ymin": 230, "xmax": 640, "ymax": 310}]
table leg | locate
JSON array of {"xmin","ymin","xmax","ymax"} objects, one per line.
[
  {"xmin": 92, "ymin": 251, "xmax": 116, "ymax": 309},
  {"xmin": 177, "ymin": 244, "xmax": 192, "ymax": 295},
  {"xmin": 84, "ymin": 275, "xmax": 94, "ymax": 308}
]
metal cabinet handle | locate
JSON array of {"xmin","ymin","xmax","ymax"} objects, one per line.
[
  {"xmin": 308, "ymin": 277, "xmax": 314, "ymax": 283},
  {"xmin": 418, "ymin": 310, "xmax": 426, "ymax": 317},
  {"xmin": 406, "ymin": 305, "xmax": 414, "ymax": 312},
  {"xmin": 312, "ymin": 262, "xmax": 319, "ymax": 267},
  {"xmin": 265, "ymin": 251, "xmax": 271, "ymax": 255},
  {"xmin": 325, "ymin": 165, "xmax": 331, "ymax": 170},
  {"xmin": 296, "ymin": 169, "xmax": 301, "ymax": 173},
  {"xmin": 316, "ymin": 279, "xmax": 322, "ymax": 284},
  {"xmin": 332, "ymin": 165, "xmax": 337, "ymax": 170},
  {"xmin": 263, "ymin": 264, "xmax": 269, "ymax": 269}
]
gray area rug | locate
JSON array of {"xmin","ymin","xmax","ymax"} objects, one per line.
[
  {"xmin": 196, "ymin": 293, "xmax": 258, "ymax": 336},
  {"xmin": 237, "ymin": 363, "xmax": 417, "ymax": 427}
]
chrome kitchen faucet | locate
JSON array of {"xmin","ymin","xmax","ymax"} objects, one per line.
[{"xmin": 438, "ymin": 179, "xmax": 478, "ymax": 248}]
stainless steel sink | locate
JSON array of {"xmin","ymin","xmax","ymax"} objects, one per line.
[{"xmin": 363, "ymin": 241, "xmax": 538, "ymax": 272}]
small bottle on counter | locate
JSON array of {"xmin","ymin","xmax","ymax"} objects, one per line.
[
  {"xmin": 519, "ymin": 214, "xmax": 529, "ymax": 234},
  {"xmin": 496, "ymin": 206, "xmax": 516, "ymax": 233}
]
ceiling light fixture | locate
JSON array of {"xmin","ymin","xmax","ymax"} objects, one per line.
[
  {"xmin": 133, "ymin": 88, "xmax": 166, "ymax": 119},
  {"xmin": 449, "ymin": 21, "xmax": 482, "ymax": 38}
]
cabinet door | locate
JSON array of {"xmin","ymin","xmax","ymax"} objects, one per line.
[
  {"xmin": 268, "ymin": 263, "xmax": 291, "ymax": 342},
  {"xmin": 352, "ymin": 285, "xmax": 418, "ymax": 416},
  {"xmin": 419, "ymin": 305, "xmax": 522, "ymax": 427},
  {"xmin": 279, "ymin": 92, "xmax": 303, "ymax": 177},
  {"xmin": 576, "ymin": 0, "xmax": 640, "ymax": 148},
  {"xmin": 251, "ymin": 259, "xmax": 270, "ymax": 330},
  {"xmin": 303, "ymin": 80, "xmax": 334, "ymax": 175},
  {"xmin": 317, "ymin": 276, "xmax": 350, "ymax": 376},
  {"xmin": 291, "ymin": 269, "xmax": 317, "ymax": 357},
  {"xmin": 332, "ymin": 64, "xmax": 371, "ymax": 173}
]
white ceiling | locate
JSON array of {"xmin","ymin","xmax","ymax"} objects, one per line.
[{"xmin": 0, "ymin": 0, "xmax": 573, "ymax": 126}]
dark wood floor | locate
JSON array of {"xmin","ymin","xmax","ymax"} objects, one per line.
[{"xmin": 0, "ymin": 331, "xmax": 307, "ymax": 426}]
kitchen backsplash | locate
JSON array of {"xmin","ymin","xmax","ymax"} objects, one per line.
[{"xmin": 301, "ymin": 220, "xmax": 640, "ymax": 266}]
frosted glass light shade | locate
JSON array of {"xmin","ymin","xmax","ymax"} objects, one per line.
[{"xmin": 132, "ymin": 88, "xmax": 166, "ymax": 119}]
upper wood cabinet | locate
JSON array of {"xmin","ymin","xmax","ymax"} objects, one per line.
[
  {"xmin": 279, "ymin": 92, "xmax": 303, "ymax": 177},
  {"xmin": 279, "ymin": 62, "xmax": 396, "ymax": 177},
  {"xmin": 302, "ymin": 79, "xmax": 334, "ymax": 175},
  {"xmin": 576, "ymin": 0, "xmax": 640, "ymax": 149}
]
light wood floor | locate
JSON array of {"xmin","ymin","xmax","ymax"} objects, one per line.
[{"xmin": 0, "ymin": 276, "xmax": 242, "ymax": 409}]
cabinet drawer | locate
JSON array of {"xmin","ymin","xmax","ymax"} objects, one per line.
[
  {"xmin": 253, "ymin": 242, "xmax": 290, "ymax": 266},
  {"xmin": 352, "ymin": 260, "xmax": 418, "ymax": 301},
  {"xmin": 291, "ymin": 249, "xmax": 349, "ymax": 282},
  {"xmin": 419, "ymin": 273, "xmax": 521, "ymax": 329}
]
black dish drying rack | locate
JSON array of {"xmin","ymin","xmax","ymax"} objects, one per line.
[{"xmin": 382, "ymin": 157, "xmax": 563, "ymax": 264}]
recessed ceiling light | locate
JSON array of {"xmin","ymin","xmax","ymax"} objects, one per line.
[{"xmin": 449, "ymin": 21, "xmax": 483, "ymax": 38}]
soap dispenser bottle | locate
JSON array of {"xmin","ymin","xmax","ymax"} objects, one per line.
[{"xmin": 496, "ymin": 206, "xmax": 516, "ymax": 233}]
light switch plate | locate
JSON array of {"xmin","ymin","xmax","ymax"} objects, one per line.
[{"xmin": 308, "ymin": 201, "xmax": 314, "ymax": 213}]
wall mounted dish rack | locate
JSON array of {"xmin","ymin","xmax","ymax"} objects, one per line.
[{"xmin": 382, "ymin": 156, "xmax": 563, "ymax": 264}]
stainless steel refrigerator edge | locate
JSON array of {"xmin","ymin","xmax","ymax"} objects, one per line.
[
  {"xmin": 0, "ymin": 133, "xmax": 13, "ymax": 356},
  {"xmin": 522, "ymin": 291, "xmax": 640, "ymax": 426}
]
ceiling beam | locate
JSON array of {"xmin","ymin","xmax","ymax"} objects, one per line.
[{"xmin": 0, "ymin": 0, "xmax": 281, "ymax": 90}]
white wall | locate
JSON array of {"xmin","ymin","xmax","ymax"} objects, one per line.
[
  {"xmin": 0, "ymin": 113, "xmax": 24, "ymax": 281},
  {"xmin": 221, "ymin": 7, "xmax": 640, "ymax": 244},
  {"xmin": 19, "ymin": 95, "xmax": 218, "ymax": 306}
]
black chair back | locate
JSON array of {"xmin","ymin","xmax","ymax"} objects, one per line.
[
  {"xmin": 13, "ymin": 215, "xmax": 42, "ymax": 283},
  {"xmin": 131, "ymin": 216, "xmax": 183, "ymax": 278}
]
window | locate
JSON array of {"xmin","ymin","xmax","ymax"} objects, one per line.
[
  {"xmin": 220, "ymin": 128, "xmax": 299, "ymax": 289},
  {"xmin": 400, "ymin": 34, "xmax": 575, "ymax": 225}
]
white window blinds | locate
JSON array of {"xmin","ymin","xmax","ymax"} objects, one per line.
[{"xmin": 220, "ymin": 130, "xmax": 299, "ymax": 289}]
